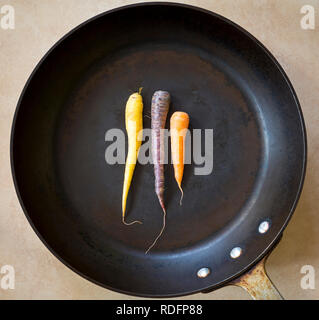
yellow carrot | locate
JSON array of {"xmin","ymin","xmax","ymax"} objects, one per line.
[
  {"xmin": 170, "ymin": 111, "xmax": 189, "ymax": 205},
  {"xmin": 122, "ymin": 88, "xmax": 143, "ymax": 225}
]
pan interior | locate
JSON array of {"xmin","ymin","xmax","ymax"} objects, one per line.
[
  {"xmin": 55, "ymin": 41, "xmax": 263, "ymax": 251},
  {"xmin": 12, "ymin": 4, "xmax": 305, "ymax": 296}
]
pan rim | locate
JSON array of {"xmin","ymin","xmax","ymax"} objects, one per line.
[{"xmin": 10, "ymin": 1, "xmax": 307, "ymax": 298}]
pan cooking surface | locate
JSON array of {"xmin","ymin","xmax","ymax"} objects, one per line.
[{"xmin": 11, "ymin": 3, "xmax": 306, "ymax": 296}]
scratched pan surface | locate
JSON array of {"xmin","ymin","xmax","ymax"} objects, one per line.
[{"xmin": 11, "ymin": 3, "xmax": 306, "ymax": 297}]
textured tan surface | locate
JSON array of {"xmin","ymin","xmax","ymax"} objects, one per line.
[{"xmin": 0, "ymin": 0, "xmax": 318, "ymax": 300}]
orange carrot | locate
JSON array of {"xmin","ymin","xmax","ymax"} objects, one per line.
[{"xmin": 170, "ymin": 111, "xmax": 189, "ymax": 205}]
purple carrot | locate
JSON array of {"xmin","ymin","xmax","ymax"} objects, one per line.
[{"xmin": 146, "ymin": 90, "xmax": 170, "ymax": 254}]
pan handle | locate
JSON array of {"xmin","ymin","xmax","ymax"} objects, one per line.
[{"xmin": 230, "ymin": 253, "xmax": 283, "ymax": 300}]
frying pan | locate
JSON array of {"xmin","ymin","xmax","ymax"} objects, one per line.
[{"xmin": 10, "ymin": 3, "xmax": 306, "ymax": 299}]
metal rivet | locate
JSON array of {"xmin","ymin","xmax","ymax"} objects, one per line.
[
  {"xmin": 259, "ymin": 221, "xmax": 270, "ymax": 234},
  {"xmin": 230, "ymin": 247, "xmax": 242, "ymax": 259},
  {"xmin": 197, "ymin": 267, "xmax": 211, "ymax": 278}
]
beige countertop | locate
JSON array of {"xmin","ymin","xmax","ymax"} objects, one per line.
[{"xmin": 0, "ymin": 0, "xmax": 318, "ymax": 300}]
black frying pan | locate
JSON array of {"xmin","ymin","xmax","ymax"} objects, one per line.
[{"xmin": 11, "ymin": 3, "xmax": 306, "ymax": 299}]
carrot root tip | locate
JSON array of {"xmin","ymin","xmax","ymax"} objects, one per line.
[
  {"xmin": 145, "ymin": 198, "xmax": 167, "ymax": 254},
  {"xmin": 178, "ymin": 183, "xmax": 184, "ymax": 206},
  {"xmin": 122, "ymin": 216, "xmax": 143, "ymax": 226}
]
